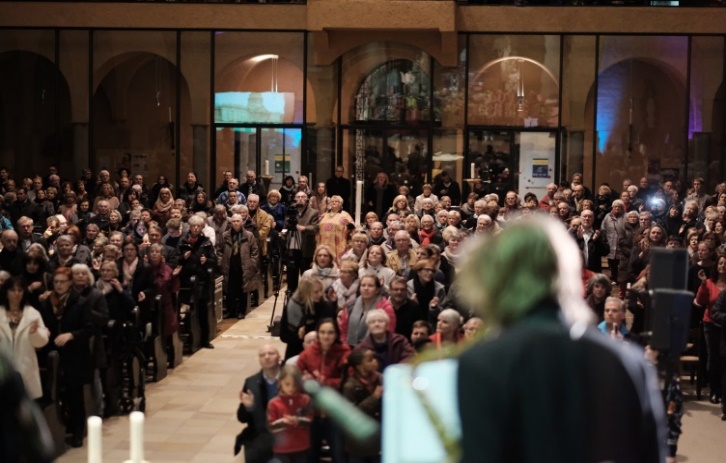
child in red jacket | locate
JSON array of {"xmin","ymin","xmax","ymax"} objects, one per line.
[{"xmin": 267, "ymin": 365, "xmax": 313, "ymax": 463}]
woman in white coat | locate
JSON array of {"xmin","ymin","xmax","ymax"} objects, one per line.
[{"xmin": 0, "ymin": 277, "xmax": 50, "ymax": 399}]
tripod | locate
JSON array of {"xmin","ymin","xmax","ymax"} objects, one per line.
[{"xmin": 267, "ymin": 232, "xmax": 291, "ymax": 334}]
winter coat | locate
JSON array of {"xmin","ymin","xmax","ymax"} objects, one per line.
[
  {"xmin": 219, "ymin": 228, "xmax": 260, "ymax": 293},
  {"xmin": 0, "ymin": 306, "xmax": 49, "ymax": 399},
  {"xmin": 359, "ymin": 331, "xmax": 414, "ymax": 371},
  {"xmin": 601, "ymin": 212, "xmax": 625, "ymax": 260},
  {"xmin": 267, "ymin": 392, "xmax": 313, "ymax": 454},
  {"xmin": 340, "ymin": 296, "xmax": 396, "ymax": 346},
  {"xmin": 296, "ymin": 341, "xmax": 351, "ymax": 389}
]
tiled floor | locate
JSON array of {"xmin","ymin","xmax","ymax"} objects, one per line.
[
  {"xmin": 55, "ymin": 293, "xmax": 726, "ymax": 463},
  {"xmin": 57, "ymin": 295, "xmax": 285, "ymax": 463}
]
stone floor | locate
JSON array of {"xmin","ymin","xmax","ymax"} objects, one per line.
[{"xmin": 56, "ymin": 294, "xmax": 726, "ymax": 463}]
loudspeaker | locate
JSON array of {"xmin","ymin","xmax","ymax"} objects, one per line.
[
  {"xmin": 650, "ymin": 289, "xmax": 692, "ymax": 357},
  {"xmin": 649, "ymin": 248, "xmax": 689, "ymax": 291}
]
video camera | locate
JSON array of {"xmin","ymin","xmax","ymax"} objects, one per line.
[{"xmin": 284, "ymin": 203, "xmax": 301, "ymax": 230}]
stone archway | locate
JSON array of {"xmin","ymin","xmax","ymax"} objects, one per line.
[
  {"xmin": 584, "ymin": 58, "xmax": 687, "ymax": 189},
  {"xmin": 0, "ymin": 50, "xmax": 72, "ymax": 178},
  {"xmin": 92, "ymin": 53, "xmax": 192, "ymax": 185}
]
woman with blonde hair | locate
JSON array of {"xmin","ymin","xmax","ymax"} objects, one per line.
[
  {"xmin": 152, "ymin": 187, "xmax": 175, "ymax": 227},
  {"xmin": 302, "ymin": 244, "xmax": 340, "ymax": 291},
  {"xmin": 385, "ymin": 194, "xmax": 412, "ymax": 221},
  {"xmin": 282, "ymin": 277, "xmax": 336, "ymax": 359},
  {"xmin": 317, "ymin": 196, "xmax": 353, "ymax": 262}
]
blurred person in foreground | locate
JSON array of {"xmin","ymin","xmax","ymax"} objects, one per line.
[{"xmin": 457, "ymin": 216, "xmax": 666, "ymax": 463}]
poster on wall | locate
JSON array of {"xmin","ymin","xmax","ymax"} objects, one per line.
[
  {"xmin": 517, "ymin": 133, "xmax": 556, "ymax": 201},
  {"xmin": 532, "ymin": 158, "xmax": 549, "ymax": 178}
]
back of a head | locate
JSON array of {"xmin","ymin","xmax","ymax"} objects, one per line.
[{"xmin": 459, "ymin": 216, "xmax": 594, "ymax": 329}]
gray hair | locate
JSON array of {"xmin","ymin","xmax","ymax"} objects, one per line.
[
  {"xmin": 438, "ymin": 308, "xmax": 462, "ymax": 327},
  {"xmin": 71, "ymin": 263, "xmax": 96, "ymax": 286},
  {"xmin": 605, "ymin": 296, "xmax": 624, "ymax": 311},
  {"xmin": 611, "ymin": 199, "xmax": 625, "ymax": 208},
  {"xmin": 365, "ymin": 308, "xmax": 390, "ymax": 325},
  {"xmin": 187, "ymin": 215, "xmax": 205, "ymax": 227}
]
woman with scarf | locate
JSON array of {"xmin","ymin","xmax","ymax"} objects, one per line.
[
  {"xmin": 616, "ymin": 210, "xmax": 640, "ymax": 299},
  {"xmin": 302, "ymin": 245, "xmax": 340, "ymax": 292},
  {"xmin": 262, "ymin": 189, "xmax": 287, "ymax": 232},
  {"xmin": 317, "ymin": 196, "xmax": 354, "ymax": 262},
  {"xmin": 22, "ymin": 244, "xmax": 51, "ymax": 309},
  {"xmin": 282, "ymin": 277, "xmax": 337, "ymax": 359},
  {"xmin": 150, "ymin": 175, "xmax": 173, "ymax": 206},
  {"xmin": 340, "ymin": 275, "xmax": 396, "ymax": 346},
  {"xmin": 406, "ymin": 259, "xmax": 447, "ymax": 325},
  {"xmin": 152, "ymin": 187, "xmax": 175, "ymax": 228},
  {"xmin": 418, "ymin": 215, "xmax": 444, "ymax": 249},
  {"xmin": 47, "ymin": 234, "xmax": 81, "ymax": 273},
  {"xmin": 38, "ymin": 268, "xmax": 95, "ymax": 447},
  {"xmin": 96, "ymin": 260, "xmax": 134, "ymax": 324},
  {"xmin": 329, "ymin": 260, "xmax": 360, "ymax": 315},
  {"xmin": 358, "ymin": 245, "xmax": 396, "ymax": 291},
  {"xmin": 116, "ymin": 241, "xmax": 154, "ymax": 306}
]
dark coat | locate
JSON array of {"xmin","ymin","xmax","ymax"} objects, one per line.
[
  {"xmin": 178, "ymin": 234, "xmax": 217, "ymax": 284},
  {"xmin": 458, "ymin": 301, "xmax": 666, "ymax": 463},
  {"xmin": 116, "ymin": 259, "xmax": 155, "ymax": 302},
  {"xmin": 0, "ymin": 248, "xmax": 23, "ymax": 275},
  {"xmin": 288, "ymin": 206, "xmax": 319, "ymax": 259},
  {"xmin": 708, "ymin": 290, "xmax": 726, "ymax": 356},
  {"xmin": 392, "ymin": 298, "xmax": 425, "ymax": 339},
  {"xmin": 235, "ymin": 370, "xmax": 276, "ymax": 463},
  {"xmin": 74, "ymin": 286, "xmax": 110, "ymax": 369},
  {"xmin": 569, "ymin": 228, "xmax": 610, "ymax": 273},
  {"xmin": 38, "ymin": 291, "xmax": 96, "ymax": 385},
  {"xmin": 341, "ymin": 372, "xmax": 382, "ymax": 457},
  {"xmin": 176, "ymin": 182, "xmax": 204, "ymax": 206},
  {"xmin": 239, "ymin": 180, "xmax": 268, "ymax": 204},
  {"xmin": 359, "ymin": 332, "xmax": 414, "ymax": 371},
  {"xmin": 218, "ymin": 228, "xmax": 259, "ymax": 293},
  {"xmin": 365, "ymin": 183, "xmax": 397, "ymax": 220},
  {"xmin": 326, "ymin": 176, "xmax": 352, "ymax": 210}
]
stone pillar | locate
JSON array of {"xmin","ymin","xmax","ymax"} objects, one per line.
[
  {"xmin": 192, "ymin": 124, "xmax": 208, "ymax": 186},
  {"xmin": 72, "ymin": 122, "xmax": 89, "ymax": 172}
]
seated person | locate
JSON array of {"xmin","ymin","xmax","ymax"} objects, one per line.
[
  {"xmin": 410, "ymin": 320, "xmax": 432, "ymax": 352},
  {"xmin": 597, "ymin": 296, "xmax": 629, "ymax": 339}
]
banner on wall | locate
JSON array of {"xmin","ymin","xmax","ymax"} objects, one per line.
[{"xmin": 517, "ymin": 133, "xmax": 556, "ymax": 202}]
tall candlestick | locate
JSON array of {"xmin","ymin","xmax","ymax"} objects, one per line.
[
  {"xmin": 355, "ymin": 180, "xmax": 363, "ymax": 226},
  {"xmin": 88, "ymin": 416, "xmax": 102, "ymax": 463},
  {"xmin": 470, "ymin": 163, "xmax": 475, "ymax": 179},
  {"xmin": 129, "ymin": 412, "xmax": 144, "ymax": 463},
  {"xmin": 264, "ymin": 160, "xmax": 270, "ymax": 176}
]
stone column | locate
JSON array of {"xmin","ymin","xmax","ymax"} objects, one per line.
[
  {"xmin": 72, "ymin": 122, "xmax": 89, "ymax": 172},
  {"xmin": 192, "ymin": 124, "xmax": 209, "ymax": 186}
]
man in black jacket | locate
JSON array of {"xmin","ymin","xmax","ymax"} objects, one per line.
[
  {"xmin": 326, "ymin": 166, "xmax": 352, "ymax": 212},
  {"xmin": 570, "ymin": 209, "xmax": 610, "ymax": 273},
  {"xmin": 234, "ymin": 344, "xmax": 281, "ymax": 462},
  {"xmin": 240, "ymin": 170, "xmax": 268, "ymax": 206}
]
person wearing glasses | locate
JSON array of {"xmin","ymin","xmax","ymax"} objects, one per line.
[
  {"xmin": 38, "ymin": 267, "xmax": 95, "ymax": 448},
  {"xmin": 406, "ymin": 259, "xmax": 446, "ymax": 323}
]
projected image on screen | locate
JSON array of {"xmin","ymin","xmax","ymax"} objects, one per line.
[{"xmin": 215, "ymin": 91, "xmax": 295, "ymax": 124}]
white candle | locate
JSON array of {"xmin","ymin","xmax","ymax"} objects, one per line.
[
  {"xmin": 355, "ymin": 180, "xmax": 363, "ymax": 226},
  {"xmin": 470, "ymin": 163, "xmax": 475, "ymax": 179},
  {"xmin": 129, "ymin": 412, "xmax": 144, "ymax": 463},
  {"xmin": 88, "ymin": 416, "xmax": 102, "ymax": 463},
  {"xmin": 264, "ymin": 160, "xmax": 270, "ymax": 176},
  {"xmin": 308, "ymin": 172, "xmax": 313, "ymax": 186}
]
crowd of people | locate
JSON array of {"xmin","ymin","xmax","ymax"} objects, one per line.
[{"xmin": 0, "ymin": 161, "xmax": 722, "ymax": 462}]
